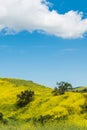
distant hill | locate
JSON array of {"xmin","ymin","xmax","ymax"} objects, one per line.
[
  {"xmin": 0, "ymin": 78, "xmax": 87, "ymax": 126},
  {"xmin": 72, "ymin": 86, "xmax": 87, "ymax": 92}
]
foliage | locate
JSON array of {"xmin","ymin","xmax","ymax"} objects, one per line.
[
  {"xmin": 0, "ymin": 78, "xmax": 87, "ymax": 129},
  {"xmin": 0, "ymin": 112, "xmax": 8, "ymax": 125},
  {"xmin": 52, "ymin": 81, "xmax": 72, "ymax": 95},
  {"xmin": 16, "ymin": 90, "xmax": 34, "ymax": 107},
  {"xmin": 51, "ymin": 87, "xmax": 59, "ymax": 96},
  {"xmin": 57, "ymin": 81, "xmax": 72, "ymax": 94},
  {"xmin": 72, "ymin": 86, "xmax": 87, "ymax": 92},
  {"xmin": 0, "ymin": 112, "xmax": 3, "ymax": 120},
  {"xmin": 37, "ymin": 114, "xmax": 53, "ymax": 124},
  {"xmin": 80, "ymin": 88, "xmax": 87, "ymax": 92}
]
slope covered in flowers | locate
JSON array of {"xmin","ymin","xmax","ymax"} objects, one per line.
[{"xmin": 0, "ymin": 78, "xmax": 87, "ymax": 127}]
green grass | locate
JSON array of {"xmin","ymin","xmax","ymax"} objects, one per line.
[{"xmin": 0, "ymin": 121, "xmax": 87, "ymax": 130}]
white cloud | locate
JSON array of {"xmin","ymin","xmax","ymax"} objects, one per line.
[{"xmin": 0, "ymin": 0, "xmax": 87, "ymax": 38}]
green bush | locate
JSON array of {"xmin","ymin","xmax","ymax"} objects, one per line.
[
  {"xmin": 16, "ymin": 90, "xmax": 34, "ymax": 107},
  {"xmin": 0, "ymin": 112, "xmax": 3, "ymax": 120},
  {"xmin": 37, "ymin": 115, "xmax": 53, "ymax": 124}
]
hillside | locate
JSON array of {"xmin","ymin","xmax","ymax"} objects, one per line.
[{"xmin": 0, "ymin": 78, "xmax": 87, "ymax": 129}]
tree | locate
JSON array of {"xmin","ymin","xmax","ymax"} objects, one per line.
[
  {"xmin": 52, "ymin": 81, "xmax": 72, "ymax": 95},
  {"xmin": 57, "ymin": 81, "xmax": 72, "ymax": 94}
]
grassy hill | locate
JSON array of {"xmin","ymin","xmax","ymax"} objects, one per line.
[{"xmin": 0, "ymin": 78, "xmax": 87, "ymax": 130}]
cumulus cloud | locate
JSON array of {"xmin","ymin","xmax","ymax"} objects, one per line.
[{"xmin": 0, "ymin": 0, "xmax": 87, "ymax": 38}]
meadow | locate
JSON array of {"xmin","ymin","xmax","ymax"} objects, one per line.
[{"xmin": 0, "ymin": 78, "xmax": 87, "ymax": 130}]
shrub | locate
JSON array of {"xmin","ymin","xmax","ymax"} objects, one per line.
[
  {"xmin": 81, "ymin": 88, "xmax": 87, "ymax": 93},
  {"xmin": 0, "ymin": 112, "xmax": 3, "ymax": 120},
  {"xmin": 16, "ymin": 90, "xmax": 34, "ymax": 107},
  {"xmin": 37, "ymin": 115, "xmax": 53, "ymax": 124}
]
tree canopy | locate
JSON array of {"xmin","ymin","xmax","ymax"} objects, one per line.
[{"xmin": 52, "ymin": 81, "xmax": 72, "ymax": 95}]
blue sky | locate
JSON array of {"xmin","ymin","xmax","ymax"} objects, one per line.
[{"xmin": 0, "ymin": 0, "xmax": 87, "ymax": 87}]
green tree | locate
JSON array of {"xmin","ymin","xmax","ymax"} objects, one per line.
[
  {"xmin": 52, "ymin": 81, "xmax": 72, "ymax": 95},
  {"xmin": 57, "ymin": 81, "xmax": 72, "ymax": 94}
]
